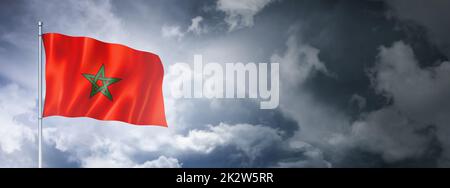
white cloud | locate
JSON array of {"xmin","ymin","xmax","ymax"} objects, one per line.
[
  {"xmin": 187, "ymin": 16, "xmax": 206, "ymax": 35},
  {"xmin": 216, "ymin": 0, "xmax": 275, "ymax": 31},
  {"xmin": 172, "ymin": 123, "xmax": 332, "ymax": 167},
  {"xmin": 134, "ymin": 156, "xmax": 181, "ymax": 168},
  {"xmin": 351, "ymin": 107, "xmax": 431, "ymax": 162},
  {"xmin": 0, "ymin": 84, "xmax": 35, "ymax": 154},
  {"xmin": 80, "ymin": 137, "xmax": 134, "ymax": 168},
  {"xmin": 43, "ymin": 120, "xmax": 282, "ymax": 167},
  {"xmin": 162, "ymin": 16, "xmax": 207, "ymax": 40},
  {"xmin": 174, "ymin": 123, "xmax": 282, "ymax": 160},
  {"xmin": 271, "ymin": 33, "xmax": 329, "ymax": 87},
  {"xmin": 79, "ymin": 137, "xmax": 181, "ymax": 168},
  {"xmin": 161, "ymin": 25, "xmax": 185, "ymax": 40},
  {"xmin": 0, "ymin": 84, "xmax": 37, "ymax": 167},
  {"xmin": 43, "ymin": 119, "xmax": 329, "ymax": 167},
  {"xmin": 351, "ymin": 41, "xmax": 450, "ymax": 165},
  {"xmin": 274, "ymin": 30, "xmax": 350, "ymax": 154}
]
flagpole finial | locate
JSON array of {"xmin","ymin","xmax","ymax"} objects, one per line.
[{"xmin": 38, "ymin": 21, "xmax": 43, "ymax": 26}]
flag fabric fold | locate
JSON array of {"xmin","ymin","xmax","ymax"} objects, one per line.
[{"xmin": 42, "ymin": 33, "xmax": 167, "ymax": 126}]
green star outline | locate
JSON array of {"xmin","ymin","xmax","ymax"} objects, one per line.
[{"xmin": 82, "ymin": 64, "xmax": 121, "ymax": 101}]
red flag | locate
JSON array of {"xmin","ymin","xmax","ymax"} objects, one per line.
[{"xmin": 42, "ymin": 33, "xmax": 167, "ymax": 126}]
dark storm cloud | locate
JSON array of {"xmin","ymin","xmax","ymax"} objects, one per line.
[
  {"xmin": 385, "ymin": 0, "xmax": 450, "ymax": 58},
  {"xmin": 256, "ymin": 0, "xmax": 449, "ymax": 167},
  {"xmin": 269, "ymin": 0, "xmax": 445, "ymax": 113}
]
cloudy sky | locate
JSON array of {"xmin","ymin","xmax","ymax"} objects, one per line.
[{"xmin": 1, "ymin": 0, "xmax": 450, "ymax": 167}]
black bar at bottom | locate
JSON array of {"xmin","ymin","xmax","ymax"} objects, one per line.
[{"xmin": 0, "ymin": 168, "xmax": 445, "ymax": 186}]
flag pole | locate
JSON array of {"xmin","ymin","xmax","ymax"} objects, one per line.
[{"xmin": 38, "ymin": 21, "xmax": 43, "ymax": 168}]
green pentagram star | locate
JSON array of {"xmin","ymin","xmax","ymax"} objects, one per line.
[{"xmin": 82, "ymin": 64, "xmax": 121, "ymax": 101}]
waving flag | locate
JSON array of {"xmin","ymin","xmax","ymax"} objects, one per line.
[{"xmin": 42, "ymin": 33, "xmax": 167, "ymax": 126}]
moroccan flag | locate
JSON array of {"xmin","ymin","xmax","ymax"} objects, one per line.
[{"xmin": 42, "ymin": 33, "xmax": 167, "ymax": 126}]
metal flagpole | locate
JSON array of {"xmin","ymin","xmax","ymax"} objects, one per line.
[{"xmin": 38, "ymin": 21, "xmax": 43, "ymax": 168}]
